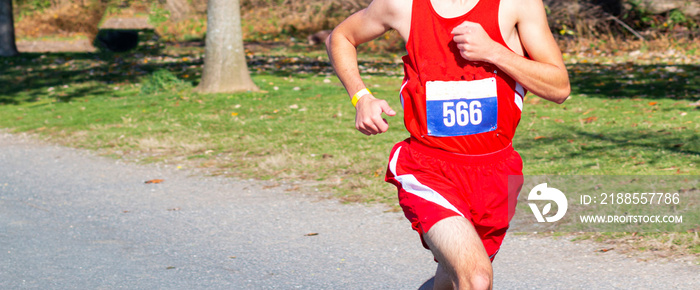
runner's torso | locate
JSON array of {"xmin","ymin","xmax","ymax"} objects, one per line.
[{"xmin": 400, "ymin": 0, "xmax": 528, "ymax": 154}]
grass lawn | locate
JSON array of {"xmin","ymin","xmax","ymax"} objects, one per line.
[{"xmin": 1, "ymin": 37, "xmax": 698, "ymax": 261}]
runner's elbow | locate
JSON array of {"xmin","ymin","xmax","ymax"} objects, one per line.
[
  {"xmin": 549, "ymin": 82, "xmax": 571, "ymax": 104},
  {"xmin": 555, "ymin": 85, "xmax": 571, "ymax": 104},
  {"xmin": 325, "ymin": 30, "xmax": 334, "ymax": 48},
  {"xmin": 535, "ymin": 86, "xmax": 569, "ymax": 104}
]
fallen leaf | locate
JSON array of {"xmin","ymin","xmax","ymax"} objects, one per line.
[
  {"xmin": 145, "ymin": 179, "xmax": 164, "ymax": 184},
  {"xmin": 648, "ymin": 102, "xmax": 658, "ymax": 106},
  {"xmin": 305, "ymin": 233, "xmax": 319, "ymax": 236},
  {"xmin": 583, "ymin": 116, "xmax": 598, "ymax": 123},
  {"xmin": 534, "ymin": 136, "xmax": 547, "ymax": 140},
  {"xmin": 598, "ymin": 248, "xmax": 614, "ymax": 252}
]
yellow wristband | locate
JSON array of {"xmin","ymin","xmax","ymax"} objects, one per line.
[{"xmin": 351, "ymin": 88, "xmax": 372, "ymax": 107}]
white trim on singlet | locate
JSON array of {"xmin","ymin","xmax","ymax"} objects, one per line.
[
  {"xmin": 514, "ymin": 82, "xmax": 524, "ymax": 111},
  {"xmin": 399, "ymin": 80, "xmax": 409, "ymax": 109}
]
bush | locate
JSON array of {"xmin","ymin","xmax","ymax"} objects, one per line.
[{"xmin": 140, "ymin": 69, "xmax": 191, "ymax": 95}]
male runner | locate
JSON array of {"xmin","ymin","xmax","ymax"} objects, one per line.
[{"xmin": 326, "ymin": 0, "xmax": 570, "ymax": 289}]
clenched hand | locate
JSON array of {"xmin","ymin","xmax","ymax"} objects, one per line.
[
  {"xmin": 354, "ymin": 95, "xmax": 396, "ymax": 135},
  {"xmin": 451, "ymin": 21, "xmax": 500, "ymax": 62}
]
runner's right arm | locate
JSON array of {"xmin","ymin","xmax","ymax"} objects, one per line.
[{"xmin": 326, "ymin": 0, "xmax": 408, "ymax": 135}]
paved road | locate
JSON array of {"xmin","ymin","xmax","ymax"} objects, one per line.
[{"xmin": 1, "ymin": 132, "xmax": 698, "ymax": 289}]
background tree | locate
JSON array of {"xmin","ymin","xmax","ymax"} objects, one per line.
[
  {"xmin": 0, "ymin": 0, "xmax": 19, "ymax": 57},
  {"xmin": 196, "ymin": 0, "xmax": 258, "ymax": 93}
]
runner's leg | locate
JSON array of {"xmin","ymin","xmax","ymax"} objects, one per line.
[
  {"xmin": 432, "ymin": 263, "xmax": 452, "ymax": 290},
  {"xmin": 424, "ymin": 216, "xmax": 493, "ymax": 290}
]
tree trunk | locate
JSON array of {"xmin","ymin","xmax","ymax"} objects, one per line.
[
  {"xmin": 0, "ymin": 0, "xmax": 19, "ymax": 57},
  {"xmin": 197, "ymin": 0, "xmax": 258, "ymax": 93}
]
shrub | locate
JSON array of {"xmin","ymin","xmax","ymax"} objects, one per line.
[{"xmin": 140, "ymin": 69, "xmax": 191, "ymax": 95}]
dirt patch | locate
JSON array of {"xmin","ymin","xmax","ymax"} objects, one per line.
[
  {"xmin": 16, "ymin": 17, "xmax": 153, "ymax": 53},
  {"xmin": 100, "ymin": 17, "xmax": 153, "ymax": 30},
  {"xmin": 17, "ymin": 39, "xmax": 97, "ymax": 53}
]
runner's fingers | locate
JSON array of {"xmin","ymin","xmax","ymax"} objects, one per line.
[
  {"xmin": 458, "ymin": 41, "xmax": 473, "ymax": 50},
  {"xmin": 379, "ymin": 100, "xmax": 396, "ymax": 116},
  {"xmin": 380, "ymin": 118, "xmax": 390, "ymax": 133},
  {"xmin": 357, "ymin": 119, "xmax": 379, "ymax": 135},
  {"xmin": 453, "ymin": 34, "xmax": 468, "ymax": 44},
  {"xmin": 455, "ymin": 43, "xmax": 471, "ymax": 59},
  {"xmin": 451, "ymin": 23, "xmax": 470, "ymax": 35},
  {"xmin": 372, "ymin": 116, "xmax": 389, "ymax": 133},
  {"xmin": 356, "ymin": 125, "xmax": 371, "ymax": 135}
]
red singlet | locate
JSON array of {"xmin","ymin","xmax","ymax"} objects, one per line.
[{"xmin": 400, "ymin": 0, "xmax": 527, "ymax": 154}]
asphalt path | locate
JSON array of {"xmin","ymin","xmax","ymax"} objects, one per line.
[{"xmin": 1, "ymin": 132, "xmax": 698, "ymax": 289}]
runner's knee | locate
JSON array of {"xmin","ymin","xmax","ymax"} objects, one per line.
[
  {"xmin": 455, "ymin": 266, "xmax": 492, "ymax": 290},
  {"xmin": 468, "ymin": 268, "xmax": 492, "ymax": 290}
]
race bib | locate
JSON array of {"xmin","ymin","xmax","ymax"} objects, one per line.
[{"xmin": 425, "ymin": 78, "xmax": 498, "ymax": 137}]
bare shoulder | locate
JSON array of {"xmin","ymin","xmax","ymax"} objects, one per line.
[
  {"xmin": 500, "ymin": 0, "xmax": 547, "ymax": 24},
  {"xmin": 365, "ymin": 0, "xmax": 412, "ymax": 39},
  {"xmin": 503, "ymin": 0, "xmax": 562, "ymax": 65}
]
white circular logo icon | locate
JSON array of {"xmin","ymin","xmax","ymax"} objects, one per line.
[{"xmin": 527, "ymin": 183, "xmax": 568, "ymax": 223}]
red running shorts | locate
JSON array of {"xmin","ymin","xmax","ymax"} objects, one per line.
[{"xmin": 385, "ymin": 138, "xmax": 523, "ymax": 261}]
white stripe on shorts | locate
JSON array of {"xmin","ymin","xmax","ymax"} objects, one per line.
[{"xmin": 389, "ymin": 146, "xmax": 464, "ymax": 218}]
